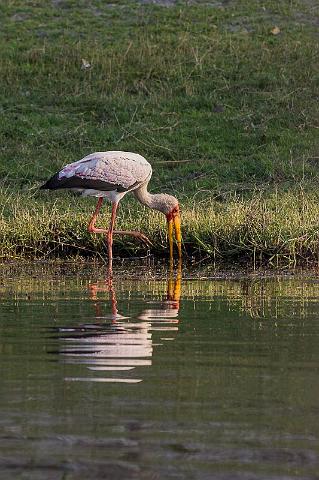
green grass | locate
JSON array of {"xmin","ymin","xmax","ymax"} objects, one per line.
[{"xmin": 0, "ymin": 0, "xmax": 318, "ymax": 265}]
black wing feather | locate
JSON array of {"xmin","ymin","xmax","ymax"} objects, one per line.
[{"xmin": 40, "ymin": 173, "xmax": 136, "ymax": 192}]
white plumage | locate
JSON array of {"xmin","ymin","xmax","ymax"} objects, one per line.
[
  {"xmin": 59, "ymin": 151, "xmax": 152, "ymax": 192},
  {"xmin": 56, "ymin": 151, "xmax": 152, "ymax": 202}
]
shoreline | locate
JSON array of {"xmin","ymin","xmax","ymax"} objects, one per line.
[{"xmin": 1, "ymin": 257, "xmax": 319, "ymax": 279}]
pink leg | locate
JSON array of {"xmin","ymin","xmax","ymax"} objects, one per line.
[
  {"xmin": 87, "ymin": 198, "xmax": 118, "ymax": 273},
  {"xmin": 88, "ymin": 199, "xmax": 151, "ymax": 246},
  {"xmin": 88, "ymin": 197, "xmax": 108, "ymax": 234},
  {"xmin": 88, "ymin": 200, "xmax": 151, "ymax": 275},
  {"xmin": 107, "ymin": 202, "xmax": 119, "ymax": 273}
]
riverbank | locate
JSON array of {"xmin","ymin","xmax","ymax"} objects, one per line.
[
  {"xmin": 2, "ymin": 187, "xmax": 319, "ymax": 267},
  {"xmin": 0, "ymin": 1, "xmax": 318, "ymax": 265}
]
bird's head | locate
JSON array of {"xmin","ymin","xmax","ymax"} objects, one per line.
[
  {"xmin": 162, "ymin": 195, "xmax": 182, "ymax": 259},
  {"xmin": 139, "ymin": 191, "xmax": 182, "ymax": 259}
]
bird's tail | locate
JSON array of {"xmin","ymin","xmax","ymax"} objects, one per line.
[{"xmin": 40, "ymin": 173, "xmax": 68, "ymax": 190}]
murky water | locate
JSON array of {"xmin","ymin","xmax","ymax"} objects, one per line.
[{"xmin": 1, "ymin": 263, "xmax": 319, "ymax": 479}]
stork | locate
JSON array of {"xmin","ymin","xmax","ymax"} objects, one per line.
[{"xmin": 40, "ymin": 151, "xmax": 182, "ymax": 266}]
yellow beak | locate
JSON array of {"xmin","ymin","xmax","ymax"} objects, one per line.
[{"xmin": 167, "ymin": 213, "xmax": 182, "ymax": 259}]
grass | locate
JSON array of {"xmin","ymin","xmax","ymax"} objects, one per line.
[{"xmin": 0, "ymin": 0, "xmax": 318, "ymax": 265}]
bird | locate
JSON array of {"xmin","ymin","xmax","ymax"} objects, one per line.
[{"xmin": 40, "ymin": 151, "xmax": 182, "ymax": 266}]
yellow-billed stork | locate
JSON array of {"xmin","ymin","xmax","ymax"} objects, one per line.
[{"xmin": 41, "ymin": 151, "xmax": 182, "ymax": 264}]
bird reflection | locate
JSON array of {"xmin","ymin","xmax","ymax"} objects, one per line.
[{"xmin": 55, "ymin": 262, "xmax": 182, "ymax": 383}]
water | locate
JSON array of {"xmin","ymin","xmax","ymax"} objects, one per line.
[{"xmin": 1, "ymin": 263, "xmax": 319, "ymax": 479}]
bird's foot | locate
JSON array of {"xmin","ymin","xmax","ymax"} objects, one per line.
[
  {"xmin": 136, "ymin": 233, "xmax": 152, "ymax": 247},
  {"xmin": 88, "ymin": 226, "xmax": 108, "ymax": 234},
  {"xmin": 113, "ymin": 230, "xmax": 152, "ymax": 247}
]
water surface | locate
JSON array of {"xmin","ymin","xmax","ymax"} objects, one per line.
[{"xmin": 1, "ymin": 263, "xmax": 319, "ymax": 479}]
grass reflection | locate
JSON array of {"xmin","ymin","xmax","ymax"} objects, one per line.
[{"xmin": 0, "ymin": 262, "xmax": 319, "ymax": 321}]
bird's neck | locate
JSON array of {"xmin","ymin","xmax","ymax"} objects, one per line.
[{"xmin": 133, "ymin": 183, "xmax": 163, "ymax": 212}]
